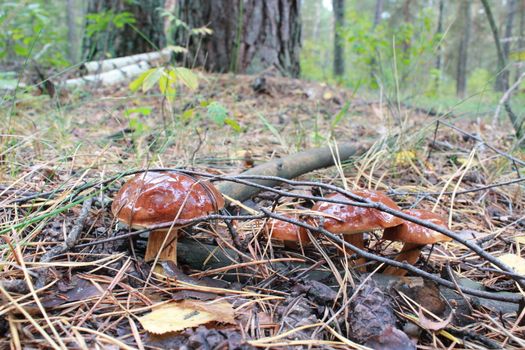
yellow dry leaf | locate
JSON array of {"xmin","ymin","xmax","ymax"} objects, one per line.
[
  {"xmin": 395, "ymin": 150, "xmax": 417, "ymax": 166},
  {"xmin": 138, "ymin": 300, "xmax": 236, "ymax": 334},
  {"xmin": 498, "ymin": 253, "xmax": 525, "ymax": 275},
  {"xmin": 515, "ymin": 236, "xmax": 525, "ymax": 245},
  {"xmin": 322, "ymin": 91, "xmax": 333, "ymax": 100}
]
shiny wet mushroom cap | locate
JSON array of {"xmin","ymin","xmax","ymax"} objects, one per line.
[
  {"xmin": 383, "ymin": 209, "xmax": 451, "ymax": 276},
  {"xmin": 312, "ymin": 189, "xmax": 403, "ymax": 270},
  {"xmin": 112, "ymin": 171, "xmax": 224, "ymax": 263},
  {"xmin": 265, "ymin": 216, "xmax": 310, "ymax": 250}
]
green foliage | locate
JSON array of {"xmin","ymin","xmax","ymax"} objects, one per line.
[
  {"xmin": 203, "ymin": 101, "xmax": 241, "ymax": 132},
  {"xmin": 0, "ymin": 1, "xmax": 68, "ymax": 67},
  {"xmin": 130, "ymin": 68, "xmax": 240, "ymax": 132},
  {"xmin": 467, "ymin": 68, "xmax": 493, "ymax": 93},
  {"xmin": 342, "ymin": 7, "xmax": 439, "ymax": 91},
  {"xmin": 85, "ymin": 11, "xmax": 136, "ymax": 38},
  {"xmin": 124, "ymin": 107, "xmax": 152, "ymax": 137},
  {"xmin": 129, "ymin": 66, "xmax": 198, "ymax": 102}
]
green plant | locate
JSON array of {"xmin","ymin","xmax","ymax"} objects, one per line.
[
  {"xmin": 0, "ymin": 1, "xmax": 68, "ymax": 67},
  {"xmin": 85, "ymin": 10, "xmax": 136, "ymax": 38}
]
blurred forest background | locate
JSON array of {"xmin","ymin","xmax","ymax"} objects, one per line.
[{"xmin": 2, "ymin": 0, "xmax": 524, "ymax": 122}]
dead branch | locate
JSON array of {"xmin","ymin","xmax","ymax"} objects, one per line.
[
  {"xmin": 216, "ymin": 142, "xmax": 364, "ymax": 203},
  {"xmin": 36, "ymin": 197, "xmax": 93, "ymax": 287}
]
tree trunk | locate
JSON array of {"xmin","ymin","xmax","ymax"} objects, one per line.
[
  {"xmin": 480, "ymin": 0, "xmax": 507, "ymax": 92},
  {"xmin": 332, "ymin": 0, "xmax": 345, "ymax": 78},
  {"xmin": 456, "ymin": 0, "xmax": 471, "ymax": 98},
  {"xmin": 499, "ymin": 0, "xmax": 517, "ymax": 91},
  {"xmin": 369, "ymin": 0, "xmax": 384, "ymax": 86},
  {"xmin": 517, "ymin": 0, "xmax": 525, "ymax": 81},
  {"xmin": 373, "ymin": 0, "xmax": 384, "ymax": 27},
  {"xmin": 83, "ymin": 0, "xmax": 166, "ymax": 61},
  {"xmin": 434, "ymin": 0, "xmax": 445, "ymax": 90},
  {"xmin": 66, "ymin": 0, "xmax": 82, "ymax": 63},
  {"xmin": 176, "ymin": 0, "xmax": 301, "ymax": 77}
]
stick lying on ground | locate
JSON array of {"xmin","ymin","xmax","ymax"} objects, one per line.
[{"xmin": 217, "ymin": 142, "xmax": 364, "ymax": 203}]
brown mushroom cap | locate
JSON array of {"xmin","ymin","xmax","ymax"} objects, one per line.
[
  {"xmin": 312, "ymin": 190, "xmax": 404, "ymax": 234},
  {"xmin": 111, "ymin": 171, "xmax": 225, "ymax": 229},
  {"xmin": 382, "ymin": 209, "xmax": 451, "ymax": 244},
  {"xmin": 265, "ymin": 217, "xmax": 310, "ymax": 243}
]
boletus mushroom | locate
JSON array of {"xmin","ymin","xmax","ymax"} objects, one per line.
[
  {"xmin": 265, "ymin": 216, "xmax": 310, "ymax": 250},
  {"xmin": 112, "ymin": 171, "xmax": 224, "ymax": 263},
  {"xmin": 312, "ymin": 190, "xmax": 403, "ymax": 270},
  {"xmin": 382, "ymin": 209, "xmax": 451, "ymax": 276}
]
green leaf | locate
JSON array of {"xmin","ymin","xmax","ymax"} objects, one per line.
[
  {"xmin": 207, "ymin": 102, "xmax": 228, "ymax": 125},
  {"xmin": 331, "ymin": 101, "xmax": 351, "ymax": 128},
  {"xmin": 142, "ymin": 68, "xmax": 163, "ymax": 92},
  {"xmin": 166, "ymin": 45, "xmax": 188, "ymax": 54},
  {"xmin": 224, "ymin": 118, "xmax": 241, "ymax": 132},
  {"xmin": 129, "ymin": 69, "xmax": 151, "ymax": 92},
  {"xmin": 159, "ymin": 69, "xmax": 177, "ymax": 102},
  {"xmin": 125, "ymin": 107, "xmax": 152, "ymax": 117},
  {"xmin": 173, "ymin": 67, "xmax": 198, "ymax": 90}
]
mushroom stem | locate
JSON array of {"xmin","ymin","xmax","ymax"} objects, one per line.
[
  {"xmin": 144, "ymin": 229, "xmax": 179, "ymax": 263},
  {"xmin": 342, "ymin": 233, "xmax": 367, "ymax": 271},
  {"xmin": 383, "ymin": 242, "xmax": 422, "ymax": 276}
]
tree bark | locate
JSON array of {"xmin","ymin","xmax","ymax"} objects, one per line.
[
  {"xmin": 456, "ymin": 0, "xmax": 471, "ymax": 98},
  {"xmin": 369, "ymin": 0, "xmax": 384, "ymax": 85},
  {"xmin": 176, "ymin": 0, "xmax": 301, "ymax": 77},
  {"xmin": 480, "ymin": 0, "xmax": 507, "ymax": 92},
  {"xmin": 83, "ymin": 0, "xmax": 166, "ymax": 60},
  {"xmin": 434, "ymin": 0, "xmax": 445, "ymax": 90},
  {"xmin": 66, "ymin": 0, "xmax": 82, "ymax": 63},
  {"xmin": 332, "ymin": 0, "xmax": 345, "ymax": 78},
  {"xmin": 517, "ymin": 0, "xmax": 525, "ymax": 81},
  {"xmin": 499, "ymin": 0, "xmax": 517, "ymax": 91}
]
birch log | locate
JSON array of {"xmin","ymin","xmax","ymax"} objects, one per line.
[
  {"xmin": 62, "ymin": 61, "xmax": 151, "ymax": 88},
  {"xmin": 81, "ymin": 48, "xmax": 171, "ymax": 74}
]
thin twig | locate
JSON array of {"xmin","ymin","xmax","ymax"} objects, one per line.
[{"xmin": 36, "ymin": 197, "xmax": 93, "ymax": 287}]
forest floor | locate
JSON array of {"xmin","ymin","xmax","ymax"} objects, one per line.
[{"xmin": 0, "ymin": 71, "xmax": 524, "ymax": 349}]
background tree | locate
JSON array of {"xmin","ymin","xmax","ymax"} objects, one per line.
[
  {"xmin": 333, "ymin": 0, "xmax": 345, "ymax": 78},
  {"xmin": 456, "ymin": 0, "xmax": 471, "ymax": 98},
  {"xmin": 499, "ymin": 0, "xmax": 517, "ymax": 91},
  {"xmin": 480, "ymin": 0, "xmax": 507, "ymax": 92},
  {"xmin": 434, "ymin": 0, "xmax": 445, "ymax": 90},
  {"xmin": 83, "ymin": 0, "xmax": 166, "ymax": 60},
  {"xmin": 176, "ymin": 0, "xmax": 301, "ymax": 77},
  {"xmin": 66, "ymin": 0, "xmax": 83, "ymax": 63}
]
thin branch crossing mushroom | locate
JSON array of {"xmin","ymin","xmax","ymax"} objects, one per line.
[
  {"xmin": 383, "ymin": 209, "xmax": 451, "ymax": 276},
  {"xmin": 312, "ymin": 190, "xmax": 403, "ymax": 270},
  {"xmin": 112, "ymin": 171, "xmax": 224, "ymax": 263},
  {"xmin": 265, "ymin": 216, "xmax": 310, "ymax": 250}
]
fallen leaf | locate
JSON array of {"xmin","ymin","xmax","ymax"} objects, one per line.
[
  {"xmin": 418, "ymin": 309, "xmax": 453, "ymax": 331},
  {"xmin": 515, "ymin": 236, "xmax": 525, "ymax": 245},
  {"xmin": 322, "ymin": 91, "xmax": 333, "ymax": 100},
  {"xmin": 394, "ymin": 150, "xmax": 417, "ymax": 166},
  {"xmin": 498, "ymin": 254, "xmax": 525, "ymax": 275},
  {"xmin": 138, "ymin": 300, "xmax": 236, "ymax": 334}
]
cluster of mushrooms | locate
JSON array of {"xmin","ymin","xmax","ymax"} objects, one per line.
[{"xmin": 112, "ymin": 171, "xmax": 451, "ymax": 276}]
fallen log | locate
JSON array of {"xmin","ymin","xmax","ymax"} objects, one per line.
[
  {"xmin": 81, "ymin": 48, "xmax": 171, "ymax": 74},
  {"xmin": 61, "ymin": 61, "xmax": 151, "ymax": 88},
  {"xmin": 217, "ymin": 143, "xmax": 363, "ymax": 203}
]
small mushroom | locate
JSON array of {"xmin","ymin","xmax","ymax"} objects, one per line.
[
  {"xmin": 382, "ymin": 209, "xmax": 451, "ymax": 276},
  {"xmin": 112, "ymin": 171, "xmax": 224, "ymax": 263},
  {"xmin": 312, "ymin": 190, "xmax": 403, "ymax": 270},
  {"xmin": 265, "ymin": 216, "xmax": 310, "ymax": 250}
]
